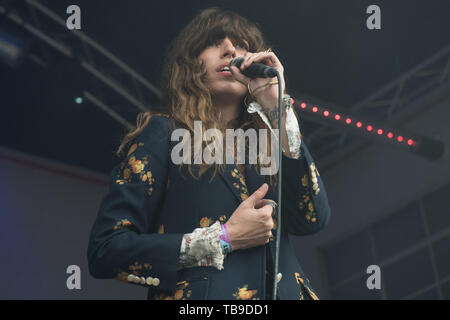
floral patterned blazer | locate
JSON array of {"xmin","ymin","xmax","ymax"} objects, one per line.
[{"xmin": 87, "ymin": 114, "xmax": 331, "ymax": 300}]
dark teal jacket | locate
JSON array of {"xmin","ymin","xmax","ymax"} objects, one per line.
[{"xmin": 87, "ymin": 114, "xmax": 331, "ymax": 300}]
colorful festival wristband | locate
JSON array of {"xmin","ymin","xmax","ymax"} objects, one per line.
[
  {"xmin": 219, "ymin": 223, "xmax": 232, "ymax": 254},
  {"xmin": 219, "ymin": 239, "xmax": 232, "ymax": 255}
]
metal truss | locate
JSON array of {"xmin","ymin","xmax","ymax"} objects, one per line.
[
  {"xmin": 294, "ymin": 43, "xmax": 450, "ymax": 162},
  {"xmin": 0, "ymin": 0, "xmax": 163, "ymax": 130},
  {"xmin": 2, "ymin": 1, "xmax": 449, "ymax": 163}
]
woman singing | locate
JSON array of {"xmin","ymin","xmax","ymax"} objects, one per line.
[{"xmin": 88, "ymin": 7, "xmax": 331, "ymax": 300}]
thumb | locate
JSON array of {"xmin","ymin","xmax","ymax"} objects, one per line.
[{"xmin": 244, "ymin": 183, "xmax": 268, "ymax": 207}]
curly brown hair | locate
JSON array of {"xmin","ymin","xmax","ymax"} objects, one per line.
[{"xmin": 117, "ymin": 7, "xmax": 280, "ymax": 185}]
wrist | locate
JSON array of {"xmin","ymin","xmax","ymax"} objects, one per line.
[
  {"xmin": 224, "ymin": 222, "xmax": 238, "ymax": 252},
  {"xmin": 220, "ymin": 223, "xmax": 232, "ymax": 254}
]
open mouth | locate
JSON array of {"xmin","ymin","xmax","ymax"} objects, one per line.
[{"xmin": 217, "ymin": 66, "xmax": 232, "ymax": 76}]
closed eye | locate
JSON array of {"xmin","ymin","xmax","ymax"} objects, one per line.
[
  {"xmin": 237, "ymin": 40, "xmax": 249, "ymax": 51},
  {"xmin": 209, "ymin": 38, "xmax": 249, "ymax": 51}
]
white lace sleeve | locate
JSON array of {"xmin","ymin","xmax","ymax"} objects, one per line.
[
  {"xmin": 178, "ymin": 221, "xmax": 224, "ymax": 271},
  {"xmin": 247, "ymin": 94, "xmax": 302, "ymax": 159},
  {"xmin": 284, "ymin": 96, "xmax": 302, "ymax": 159}
]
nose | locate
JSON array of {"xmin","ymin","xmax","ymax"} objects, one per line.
[{"xmin": 222, "ymin": 38, "xmax": 237, "ymax": 58}]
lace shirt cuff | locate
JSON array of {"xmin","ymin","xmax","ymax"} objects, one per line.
[
  {"xmin": 284, "ymin": 97, "xmax": 302, "ymax": 159},
  {"xmin": 178, "ymin": 221, "xmax": 225, "ymax": 271},
  {"xmin": 246, "ymin": 95, "xmax": 302, "ymax": 159}
]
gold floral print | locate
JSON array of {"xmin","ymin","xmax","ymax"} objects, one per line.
[
  {"xmin": 231, "ymin": 168, "xmax": 249, "ymax": 201},
  {"xmin": 129, "ymin": 156, "xmax": 145, "ymax": 174},
  {"xmin": 155, "ymin": 281, "xmax": 191, "ymax": 300},
  {"xmin": 231, "ymin": 168, "xmax": 240, "ymax": 178},
  {"xmin": 310, "ymin": 162, "xmax": 321, "ymax": 196},
  {"xmin": 294, "ymin": 273, "xmax": 319, "ymax": 300},
  {"xmin": 113, "ymin": 219, "xmax": 132, "ymax": 231},
  {"xmin": 200, "ymin": 217, "xmax": 212, "ymax": 228},
  {"xmin": 128, "ymin": 261, "xmax": 152, "ymax": 273},
  {"xmin": 115, "ymin": 142, "xmax": 155, "ymax": 196},
  {"xmin": 132, "ymin": 161, "xmax": 145, "ymax": 174},
  {"xmin": 127, "ymin": 142, "xmax": 143, "ymax": 156},
  {"xmin": 304, "ymin": 199, "xmax": 317, "ymax": 222},
  {"xmin": 299, "ymin": 289, "xmax": 305, "ymax": 300},
  {"xmin": 233, "ymin": 285, "xmax": 259, "ymax": 300},
  {"xmin": 301, "ymin": 174, "xmax": 308, "ymax": 187},
  {"xmin": 115, "ymin": 272, "xmax": 129, "ymax": 282},
  {"xmin": 123, "ymin": 168, "xmax": 131, "ymax": 180},
  {"xmin": 174, "ymin": 289, "xmax": 184, "ymax": 300},
  {"xmin": 310, "ymin": 162, "xmax": 320, "ymax": 177},
  {"xmin": 141, "ymin": 171, "xmax": 152, "ymax": 182},
  {"xmin": 219, "ymin": 215, "xmax": 227, "ymax": 224},
  {"xmin": 298, "ymin": 175, "xmax": 318, "ymax": 223}
]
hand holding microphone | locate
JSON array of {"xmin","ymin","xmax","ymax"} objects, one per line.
[
  {"xmin": 228, "ymin": 50, "xmax": 286, "ymax": 111},
  {"xmin": 230, "ymin": 56, "xmax": 278, "ymax": 78}
]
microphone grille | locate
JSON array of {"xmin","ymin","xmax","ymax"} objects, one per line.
[{"xmin": 230, "ymin": 56, "xmax": 244, "ymax": 68}]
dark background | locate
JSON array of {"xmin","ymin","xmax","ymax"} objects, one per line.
[
  {"xmin": 1, "ymin": 0, "xmax": 449, "ymax": 173},
  {"xmin": 1, "ymin": 0, "xmax": 449, "ymax": 300}
]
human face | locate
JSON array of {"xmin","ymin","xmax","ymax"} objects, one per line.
[{"xmin": 198, "ymin": 36, "xmax": 249, "ymax": 101}]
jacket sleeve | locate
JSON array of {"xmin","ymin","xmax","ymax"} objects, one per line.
[
  {"xmin": 280, "ymin": 118, "xmax": 331, "ymax": 236},
  {"xmin": 87, "ymin": 115, "xmax": 184, "ymax": 291}
]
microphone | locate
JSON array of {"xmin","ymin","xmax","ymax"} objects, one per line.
[{"xmin": 230, "ymin": 56, "xmax": 278, "ymax": 78}]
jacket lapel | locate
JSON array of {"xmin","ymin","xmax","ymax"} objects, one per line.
[
  {"xmin": 218, "ymin": 163, "xmax": 250, "ymax": 203},
  {"xmin": 218, "ymin": 160, "xmax": 276, "ymax": 204}
]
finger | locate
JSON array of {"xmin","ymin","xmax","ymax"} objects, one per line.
[
  {"xmin": 264, "ymin": 52, "xmax": 281, "ymax": 66},
  {"xmin": 255, "ymin": 199, "xmax": 277, "ymax": 210},
  {"xmin": 260, "ymin": 52, "xmax": 281, "ymax": 66},
  {"xmin": 240, "ymin": 52, "xmax": 259, "ymax": 70},
  {"xmin": 246, "ymin": 52, "xmax": 282, "ymax": 70},
  {"xmin": 254, "ymin": 199, "xmax": 266, "ymax": 209},
  {"xmin": 241, "ymin": 52, "xmax": 264, "ymax": 70},
  {"xmin": 244, "ymin": 183, "xmax": 268, "ymax": 207},
  {"xmin": 256, "ymin": 204, "xmax": 274, "ymax": 217}
]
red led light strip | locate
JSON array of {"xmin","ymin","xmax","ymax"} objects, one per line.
[{"xmin": 292, "ymin": 99, "xmax": 418, "ymax": 147}]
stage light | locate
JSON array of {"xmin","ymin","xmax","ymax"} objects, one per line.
[
  {"xmin": 335, "ymin": 114, "xmax": 341, "ymax": 120},
  {"xmin": 312, "ymin": 106, "xmax": 318, "ymax": 112},
  {"xmin": 323, "ymin": 110, "xmax": 329, "ymax": 117},
  {"xmin": 397, "ymin": 136, "xmax": 404, "ymax": 142},
  {"xmin": 300, "ymin": 102, "xmax": 307, "ymax": 109},
  {"xmin": 75, "ymin": 97, "xmax": 83, "ymax": 104},
  {"xmin": 367, "ymin": 125, "xmax": 373, "ymax": 131},
  {"xmin": 0, "ymin": 30, "xmax": 26, "ymax": 68},
  {"xmin": 377, "ymin": 129, "xmax": 383, "ymax": 135},
  {"xmin": 387, "ymin": 132, "xmax": 394, "ymax": 139},
  {"xmin": 345, "ymin": 118, "xmax": 351, "ymax": 124},
  {"xmin": 356, "ymin": 122, "xmax": 362, "ymax": 128},
  {"xmin": 407, "ymin": 139, "xmax": 414, "ymax": 146}
]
